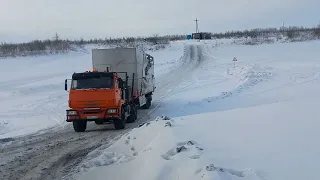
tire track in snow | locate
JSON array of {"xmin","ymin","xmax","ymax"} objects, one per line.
[{"xmin": 138, "ymin": 43, "xmax": 206, "ymax": 121}]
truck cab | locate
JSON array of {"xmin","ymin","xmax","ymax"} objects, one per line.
[
  {"xmin": 65, "ymin": 70, "xmax": 137, "ymax": 132},
  {"xmin": 65, "ymin": 47, "xmax": 155, "ymax": 132}
]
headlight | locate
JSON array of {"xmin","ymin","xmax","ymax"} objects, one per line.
[
  {"xmin": 107, "ymin": 109, "xmax": 117, "ymax": 114},
  {"xmin": 67, "ymin": 110, "xmax": 77, "ymax": 115}
]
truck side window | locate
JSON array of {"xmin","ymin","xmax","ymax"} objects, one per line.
[{"xmin": 118, "ymin": 78, "xmax": 123, "ymax": 89}]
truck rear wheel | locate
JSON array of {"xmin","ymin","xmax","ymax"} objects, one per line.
[
  {"xmin": 114, "ymin": 108, "xmax": 126, "ymax": 129},
  {"xmin": 142, "ymin": 95, "xmax": 152, "ymax": 109},
  {"xmin": 134, "ymin": 105, "xmax": 138, "ymax": 120},
  {"xmin": 127, "ymin": 104, "xmax": 137, "ymax": 123},
  {"xmin": 73, "ymin": 121, "xmax": 87, "ymax": 132}
]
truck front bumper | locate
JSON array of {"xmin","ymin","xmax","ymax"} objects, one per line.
[
  {"xmin": 66, "ymin": 117, "xmax": 121, "ymax": 122},
  {"xmin": 66, "ymin": 109, "xmax": 120, "ymax": 122}
]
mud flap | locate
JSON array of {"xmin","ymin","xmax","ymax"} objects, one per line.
[{"xmin": 139, "ymin": 96, "xmax": 146, "ymax": 107}]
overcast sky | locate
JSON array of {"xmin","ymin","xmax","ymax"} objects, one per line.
[{"xmin": 0, "ymin": 0, "xmax": 319, "ymax": 42}]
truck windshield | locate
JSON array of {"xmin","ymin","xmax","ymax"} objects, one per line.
[{"xmin": 71, "ymin": 77, "xmax": 113, "ymax": 90}]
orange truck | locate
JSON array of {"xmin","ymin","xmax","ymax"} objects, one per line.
[{"xmin": 64, "ymin": 47, "xmax": 155, "ymax": 132}]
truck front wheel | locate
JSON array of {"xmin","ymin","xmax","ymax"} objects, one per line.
[
  {"xmin": 114, "ymin": 108, "xmax": 126, "ymax": 129},
  {"xmin": 142, "ymin": 95, "xmax": 152, "ymax": 109},
  {"xmin": 73, "ymin": 121, "xmax": 87, "ymax": 132}
]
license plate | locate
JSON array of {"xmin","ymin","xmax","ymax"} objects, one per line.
[{"xmin": 87, "ymin": 116, "xmax": 98, "ymax": 119}]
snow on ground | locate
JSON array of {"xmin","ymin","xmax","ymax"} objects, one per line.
[
  {"xmin": 78, "ymin": 39, "xmax": 320, "ymax": 180},
  {"xmin": 0, "ymin": 52, "xmax": 91, "ymax": 139},
  {"xmin": 0, "ymin": 41, "xmax": 184, "ymax": 139}
]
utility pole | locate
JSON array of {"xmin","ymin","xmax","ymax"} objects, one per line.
[{"xmin": 194, "ymin": 18, "xmax": 199, "ymax": 33}]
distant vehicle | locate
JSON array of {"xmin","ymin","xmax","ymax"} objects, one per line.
[
  {"xmin": 64, "ymin": 47, "xmax": 155, "ymax": 132},
  {"xmin": 192, "ymin": 32, "xmax": 212, "ymax": 40}
]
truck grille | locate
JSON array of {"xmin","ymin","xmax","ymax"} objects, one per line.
[
  {"xmin": 84, "ymin": 101, "xmax": 100, "ymax": 107},
  {"xmin": 83, "ymin": 111, "xmax": 100, "ymax": 114}
]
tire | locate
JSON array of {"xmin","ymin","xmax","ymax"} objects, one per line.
[
  {"xmin": 141, "ymin": 96, "xmax": 152, "ymax": 109},
  {"xmin": 95, "ymin": 120, "xmax": 103, "ymax": 125},
  {"xmin": 127, "ymin": 104, "xmax": 137, "ymax": 123},
  {"xmin": 134, "ymin": 105, "xmax": 138, "ymax": 120},
  {"xmin": 114, "ymin": 108, "xmax": 126, "ymax": 129},
  {"xmin": 73, "ymin": 121, "xmax": 87, "ymax": 132}
]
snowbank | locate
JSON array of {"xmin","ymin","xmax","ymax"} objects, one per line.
[{"xmin": 79, "ymin": 98, "xmax": 320, "ymax": 180}]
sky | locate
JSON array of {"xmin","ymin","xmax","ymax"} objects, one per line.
[{"xmin": 0, "ymin": 0, "xmax": 319, "ymax": 43}]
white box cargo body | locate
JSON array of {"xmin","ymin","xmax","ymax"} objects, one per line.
[{"xmin": 92, "ymin": 48, "xmax": 155, "ymax": 96}]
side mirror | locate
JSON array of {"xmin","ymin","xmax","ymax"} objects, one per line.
[
  {"xmin": 65, "ymin": 79, "xmax": 68, "ymax": 91},
  {"xmin": 119, "ymin": 82, "xmax": 123, "ymax": 89}
]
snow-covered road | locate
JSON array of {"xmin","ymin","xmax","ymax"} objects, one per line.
[
  {"xmin": 78, "ymin": 39, "xmax": 320, "ymax": 180},
  {"xmin": 1, "ymin": 39, "xmax": 320, "ymax": 180},
  {"xmin": 0, "ymin": 41, "xmax": 192, "ymax": 180}
]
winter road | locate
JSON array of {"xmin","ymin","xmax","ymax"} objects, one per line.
[{"xmin": 0, "ymin": 43, "xmax": 204, "ymax": 180}]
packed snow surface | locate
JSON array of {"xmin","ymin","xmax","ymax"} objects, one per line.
[
  {"xmin": 1, "ymin": 38, "xmax": 320, "ymax": 180},
  {"xmin": 78, "ymin": 39, "xmax": 320, "ymax": 180}
]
